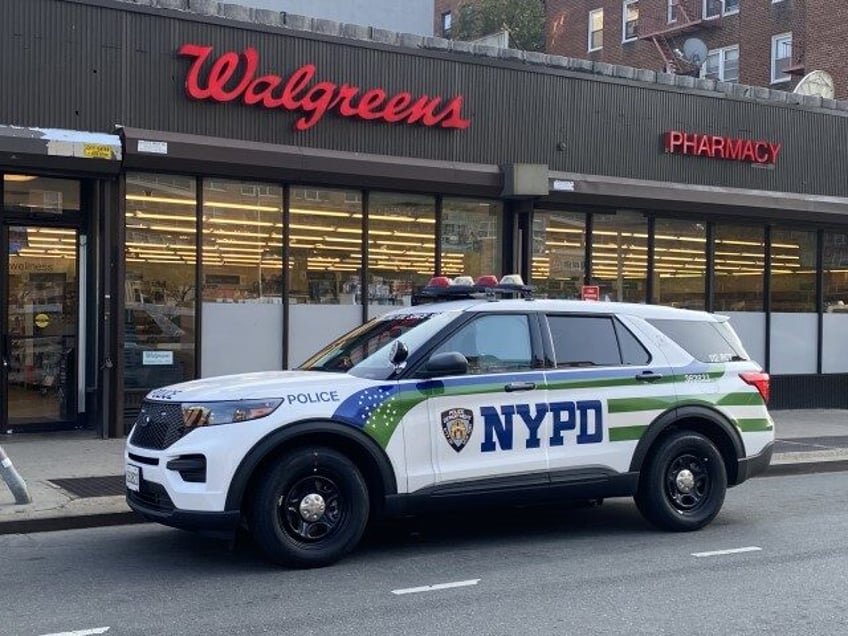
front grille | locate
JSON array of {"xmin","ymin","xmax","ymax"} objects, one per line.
[
  {"xmin": 129, "ymin": 401, "xmax": 189, "ymax": 450},
  {"xmin": 128, "ymin": 480, "xmax": 175, "ymax": 513}
]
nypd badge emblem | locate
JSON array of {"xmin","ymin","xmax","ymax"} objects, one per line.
[{"xmin": 441, "ymin": 408, "xmax": 474, "ymax": 452}]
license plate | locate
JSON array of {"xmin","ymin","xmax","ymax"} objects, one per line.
[{"xmin": 125, "ymin": 464, "xmax": 141, "ymax": 492}]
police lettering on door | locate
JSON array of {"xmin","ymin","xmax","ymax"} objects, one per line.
[{"xmin": 478, "ymin": 400, "xmax": 603, "ymax": 452}]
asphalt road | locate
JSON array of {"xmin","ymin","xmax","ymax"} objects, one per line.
[{"xmin": 4, "ymin": 472, "xmax": 848, "ymax": 636}]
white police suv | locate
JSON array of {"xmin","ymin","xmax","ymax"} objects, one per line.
[{"xmin": 125, "ymin": 278, "xmax": 774, "ymax": 568}]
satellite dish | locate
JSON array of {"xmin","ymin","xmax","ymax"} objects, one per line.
[
  {"xmin": 681, "ymin": 38, "xmax": 709, "ymax": 67},
  {"xmin": 794, "ymin": 70, "xmax": 835, "ymax": 99}
]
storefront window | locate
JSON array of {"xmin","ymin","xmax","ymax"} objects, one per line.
[
  {"xmin": 713, "ymin": 224, "xmax": 765, "ymax": 311},
  {"xmin": 771, "ymin": 228, "xmax": 817, "ymax": 374},
  {"xmin": 201, "ymin": 180, "xmax": 283, "ymax": 377},
  {"xmin": 823, "ymin": 231, "xmax": 848, "ymax": 372},
  {"xmin": 441, "ymin": 198, "xmax": 503, "ymax": 280},
  {"xmin": 288, "ymin": 186, "xmax": 363, "ymax": 366},
  {"xmin": 367, "ymin": 192, "xmax": 435, "ymax": 317},
  {"xmin": 591, "ymin": 211, "xmax": 647, "ymax": 303},
  {"xmin": 714, "ymin": 224, "xmax": 766, "ymax": 366},
  {"xmin": 532, "ymin": 210, "xmax": 586, "ymax": 298},
  {"xmin": 653, "ymin": 218, "xmax": 706, "ymax": 310},
  {"xmin": 771, "ymin": 229, "xmax": 816, "ymax": 312},
  {"xmin": 124, "ymin": 174, "xmax": 197, "ymax": 388},
  {"xmin": 2, "ymin": 174, "xmax": 80, "ymax": 217}
]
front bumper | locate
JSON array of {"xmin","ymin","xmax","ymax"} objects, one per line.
[
  {"xmin": 127, "ymin": 488, "xmax": 241, "ymax": 537},
  {"xmin": 734, "ymin": 441, "xmax": 774, "ymax": 485}
]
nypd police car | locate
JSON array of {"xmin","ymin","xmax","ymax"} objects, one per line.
[{"xmin": 125, "ymin": 277, "xmax": 774, "ymax": 568}]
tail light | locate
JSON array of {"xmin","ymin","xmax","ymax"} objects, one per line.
[{"xmin": 740, "ymin": 371, "xmax": 770, "ymax": 404}]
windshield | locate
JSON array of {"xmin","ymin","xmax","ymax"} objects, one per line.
[{"xmin": 299, "ymin": 310, "xmax": 461, "ymax": 379}]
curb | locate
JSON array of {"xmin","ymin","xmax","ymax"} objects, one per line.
[
  {"xmin": 0, "ymin": 511, "xmax": 145, "ymax": 535},
  {"xmin": 761, "ymin": 458, "xmax": 848, "ymax": 478}
]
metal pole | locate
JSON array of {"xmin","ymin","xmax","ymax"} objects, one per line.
[{"xmin": 0, "ymin": 444, "xmax": 32, "ymax": 504}]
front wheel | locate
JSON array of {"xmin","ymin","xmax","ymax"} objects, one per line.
[
  {"xmin": 250, "ymin": 447, "xmax": 369, "ymax": 568},
  {"xmin": 635, "ymin": 430, "xmax": 727, "ymax": 532}
]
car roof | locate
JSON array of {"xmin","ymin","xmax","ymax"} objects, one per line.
[{"xmin": 384, "ymin": 298, "xmax": 725, "ymax": 322}]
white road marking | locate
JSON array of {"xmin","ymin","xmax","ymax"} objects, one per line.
[
  {"xmin": 39, "ymin": 628, "xmax": 110, "ymax": 636},
  {"xmin": 391, "ymin": 578, "xmax": 481, "ymax": 595},
  {"xmin": 692, "ymin": 546, "xmax": 762, "ymax": 558}
]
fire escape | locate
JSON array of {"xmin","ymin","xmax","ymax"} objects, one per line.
[{"xmin": 638, "ymin": 0, "xmax": 723, "ymax": 76}]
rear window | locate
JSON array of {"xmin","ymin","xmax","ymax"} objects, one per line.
[
  {"xmin": 647, "ymin": 319, "xmax": 748, "ymax": 363},
  {"xmin": 547, "ymin": 315, "xmax": 650, "ymax": 367}
]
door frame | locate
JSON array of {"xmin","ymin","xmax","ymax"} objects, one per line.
[{"xmin": 0, "ymin": 203, "xmax": 86, "ymax": 433}]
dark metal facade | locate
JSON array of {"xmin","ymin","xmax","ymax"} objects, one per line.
[
  {"xmin": 3, "ymin": 0, "xmax": 848, "ymax": 417},
  {"xmin": 0, "ymin": 0, "xmax": 846, "ymax": 198}
]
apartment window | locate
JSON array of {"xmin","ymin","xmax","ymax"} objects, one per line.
[
  {"xmin": 772, "ymin": 33, "xmax": 793, "ymax": 83},
  {"xmin": 702, "ymin": 45, "xmax": 739, "ymax": 82},
  {"xmin": 623, "ymin": 1, "xmax": 639, "ymax": 42},
  {"xmin": 441, "ymin": 11, "xmax": 452, "ymax": 38},
  {"xmin": 667, "ymin": 0, "xmax": 676, "ymax": 23},
  {"xmin": 588, "ymin": 8, "xmax": 604, "ymax": 51},
  {"xmin": 704, "ymin": 0, "xmax": 736, "ymax": 19}
]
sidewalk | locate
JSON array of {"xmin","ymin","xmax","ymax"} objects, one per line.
[{"xmin": 1, "ymin": 409, "xmax": 848, "ymax": 534}]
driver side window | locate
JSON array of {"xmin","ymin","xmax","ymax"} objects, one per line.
[{"xmin": 430, "ymin": 314, "xmax": 532, "ymax": 375}]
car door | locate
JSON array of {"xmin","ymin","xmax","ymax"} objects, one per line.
[
  {"xmin": 417, "ymin": 312, "xmax": 548, "ymax": 489},
  {"xmin": 542, "ymin": 313, "xmax": 668, "ymax": 476}
]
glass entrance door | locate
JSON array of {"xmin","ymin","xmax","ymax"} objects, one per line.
[{"xmin": 3, "ymin": 226, "xmax": 78, "ymax": 430}]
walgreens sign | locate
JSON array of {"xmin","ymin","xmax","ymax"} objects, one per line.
[
  {"xmin": 178, "ymin": 44, "xmax": 471, "ymax": 132},
  {"xmin": 664, "ymin": 130, "xmax": 782, "ymax": 165}
]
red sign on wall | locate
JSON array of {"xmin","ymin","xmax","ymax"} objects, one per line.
[
  {"xmin": 664, "ymin": 130, "xmax": 782, "ymax": 165},
  {"xmin": 581, "ymin": 285, "xmax": 600, "ymax": 301},
  {"xmin": 178, "ymin": 44, "xmax": 471, "ymax": 132}
]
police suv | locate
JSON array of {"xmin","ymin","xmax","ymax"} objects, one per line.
[{"xmin": 125, "ymin": 277, "xmax": 775, "ymax": 568}]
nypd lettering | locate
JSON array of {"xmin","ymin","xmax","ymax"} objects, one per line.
[
  {"xmin": 480, "ymin": 400, "xmax": 603, "ymax": 452},
  {"xmin": 441, "ymin": 408, "xmax": 474, "ymax": 452},
  {"xmin": 286, "ymin": 391, "xmax": 339, "ymax": 405}
]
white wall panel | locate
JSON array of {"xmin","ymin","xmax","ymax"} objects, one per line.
[
  {"xmin": 722, "ymin": 312, "xmax": 766, "ymax": 368},
  {"xmin": 823, "ymin": 313, "xmax": 848, "ymax": 373},
  {"xmin": 770, "ymin": 313, "xmax": 817, "ymax": 375},
  {"xmin": 288, "ymin": 305, "xmax": 362, "ymax": 367},
  {"xmin": 201, "ymin": 303, "xmax": 283, "ymax": 378}
]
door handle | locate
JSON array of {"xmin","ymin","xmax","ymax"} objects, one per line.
[
  {"xmin": 635, "ymin": 371, "xmax": 663, "ymax": 383},
  {"xmin": 505, "ymin": 381, "xmax": 536, "ymax": 392}
]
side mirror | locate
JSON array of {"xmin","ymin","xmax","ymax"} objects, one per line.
[
  {"xmin": 389, "ymin": 340, "xmax": 409, "ymax": 366},
  {"xmin": 420, "ymin": 352, "xmax": 468, "ymax": 378}
]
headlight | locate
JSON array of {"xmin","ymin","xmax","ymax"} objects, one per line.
[{"xmin": 181, "ymin": 399, "xmax": 283, "ymax": 428}]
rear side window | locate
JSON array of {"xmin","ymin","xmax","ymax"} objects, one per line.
[
  {"xmin": 547, "ymin": 315, "xmax": 650, "ymax": 367},
  {"xmin": 647, "ymin": 319, "xmax": 748, "ymax": 363}
]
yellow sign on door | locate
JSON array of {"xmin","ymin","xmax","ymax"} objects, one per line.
[{"xmin": 34, "ymin": 313, "xmax": 50, "ymax": 329}]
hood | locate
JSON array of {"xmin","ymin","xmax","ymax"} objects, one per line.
[{"xmin": 144, "ymin": 370, "xmax": 367, "ymax": 403}]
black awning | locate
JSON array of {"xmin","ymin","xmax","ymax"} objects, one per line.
[
  {"xmin": 547, "ymin": 170, "xmax": 848, "ymax": 224},
  {"xmin": 118, "ymin": 127, "xmax": 502, "ymax": 197}
]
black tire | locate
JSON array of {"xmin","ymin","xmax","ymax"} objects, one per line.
[
  {"xmin": 249, "ymin": 447, "xmax": 369, "ymax": 568},
  {"xmin": 634, "ymin": 430, "xmax": 728, "ymax": 532}
]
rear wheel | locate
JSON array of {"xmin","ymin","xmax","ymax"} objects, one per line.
[
  {"xmin": 635, "ymin": 430, "xmax": 727, "ymax": 531},
  {"xmin": 250, "ymin": 447, "xmax": 369, "ymax": 568}
]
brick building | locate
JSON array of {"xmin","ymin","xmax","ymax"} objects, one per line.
[
  {"xmin": 434, "ymin": 0, "xmax": 465, "ymax": 39},
  {"xmin": 437, "ymin": 1, "xmax": 845, "ymax": 98}
]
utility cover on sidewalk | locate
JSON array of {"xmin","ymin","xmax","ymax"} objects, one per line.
[{"xmin": 49, "ymin": 476, "xmax": 126, "ymax": 498}]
